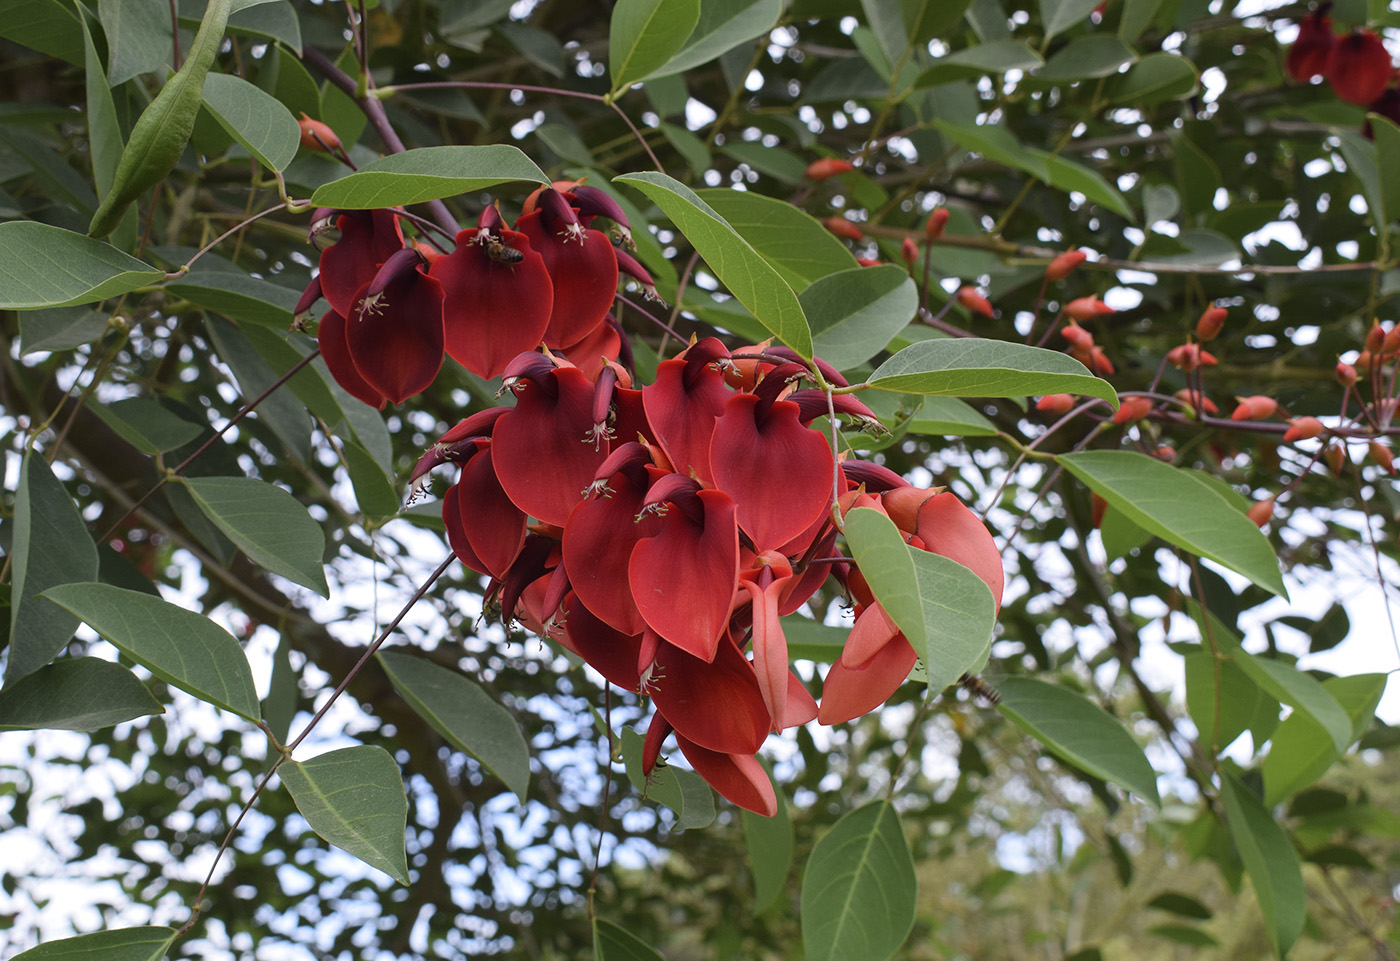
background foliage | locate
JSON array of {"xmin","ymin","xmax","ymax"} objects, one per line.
[{"xmin": 1, "ymin": 0, "xmax": 1398, "ymax": 958}]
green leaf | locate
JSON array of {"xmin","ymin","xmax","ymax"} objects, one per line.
[
  {"xmin": 609, "ymin": 0, "xmax": 701, "ymax": 92},
  {"xmin": 902, "ymin": 0, "xmax": 974, "ymax": 44},
  {"xmin": 1184, "ymin": 652, "xmax": 1277, "ymax": 754},
  {"xmin": 905, "ymin": 395, "xmax": 999, "ymax": 437},
  {"xmin": 1367, "ymin": 114, "xmax": 1400, "ymax": 226},
  {"xmin": 1038, "ymin": 35, "xmax": 1137, "ymax": 81},
  {"xmin": 18, "ymin": 306, "xmax": 109, "ymax": 354},
  {"xmin": 742, "ymin": 768, "xmax": 793, "ymax": 914},
  {"xmin": 41, "ymin": 583, "xmax": 260, "ymax": 721},
  {"xmin": 803, "ymin": 265, "xmax": 918, "ymax": 368},
  {"xmin": 932, "ymin": 118, "xmax": 1048, "ymax": 181},
  {"xmin": 617, "ymin": 172, "xmax": 813, "ymax": 356},
  {"xmin": 0, "ymin": 657, "xmax": 163, "ymax": 732},
  {"xmin": 99, "ymin": 0, "xmax": 173, "ymax": 86},
  {"xmin": 1108, "ymin": 52, "xmax": 1199, "ymax": 104},
  {"xmin": 0, "ymin": 0, "xmax": 84, "ymax": 64},
  {"xmin": 640, "ymin": 0, "xmax": 782, "ymax": 80},
  {"xmin": 1037, "ymin": 153, "xmax": 1135, "ymax": 220},
  {"xmin": 1098, "ymin": 505, "xmax": 1152, "ymax": 560},
  {"xmin": 6, "ymin": 451, "xmax": 100, "ymax": 684},
  {"xmin": 202, "ymin": 72, "xmax": 301, "ymax": 172},
  {"xmin": 694, "ymin": 187, "xmax": 857, "ymax": 289},
  {"xmin": 1220, "ymin": 774, "xmax": 1305, "ymax": 958},
  {"xmin": 621, "ymin": 726, "xmax": 717, "ymax": 830},
  {"xmin": 89, "ymin": 0, "xmax": 232, "ymax": 237},
  {"xmin": 1148, "ymin": 925, "xmax": 1219, "ymax": 948},
  {"xmin": 308, "ymin": 145, "xmax": 549, "ymax": 208},
  {"xmin": 8, "ymin": 927, "xmax": 177, "ymax": 961},
  {"xmin": 1262, "ymin": 673, "xmax": 1386, "ymax": 804},
  {"xmin": 843, "ymin": 508, "xmax": 997, "ymax": 693},
  {"xmin": 593, "ymin": 918, "xmax": 667, "ymax": 961},
  {"xmin": 86, "ymin": 397, "xmax": 203, "ymax": 454},
  {"xmin": 1058, "ymin": 450, "xmax": 1285, "ymax": 597},
  {"xmin": 781, "ymin": 615, "xmax": 849, "ymax": 661},
  {"xmin": 801, "ymin": 800, "xmax": 916, "ymax": 961},
  {"xmin": 166, "ymin": 269, "xmax": 300, "ymax": 326},
  {"xmin": 80, "ymin": 7, "xmax": 137, "ymax": 250},
  {"xmin": 182, "ymin": 475, "xmax": 329, "ymax": 596},
  {"xmin": 1148, "ymin": 892, "xmax": 1212, "ymax": 919},
  {"xmin": 225, "ymin": 0, "xmax": 300, "ymax": 52},
  {"xmin": 0, "ymin": 221, "xmax": 163, "ymax": 310},
  {"xmin": 377, "ymin": 651, "xmax": 531, "ymax": 802},
  {"xmin": 280, "ymin": 745, "xmax": 410, "ymax": 885},
  {"xmin": 262, "ymin": 633, "xmax": 297, "ymax": 746},
  {"xmin": 995, "ymin": 677, "xmax": 1161, "ymax": 806},
  {"xmin": 204, "ymin": 316, "xmax": 312, "ymax": 464},
  {"xmin": 916, "ymin": 40, "xmax": 1044, "ymax": 87},
  {"xmin": 342, "ymin": 439, "xmax": 400, "ymax": 519},
  {"xmin": 1118, "ymin": 0, "xmax": 1163, "ymax": 40},
  {"xmin": 721, "ymin": 141, "xmax": 809, "ymax": 184},
  {"xmin": 1040, "ymin": 0, "xmax": 1101, "ymax": 38},
  {"xmin": 868, "ymin": 338, "xmax": 1118, "ymax": 405}
]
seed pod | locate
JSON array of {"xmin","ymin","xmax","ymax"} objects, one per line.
[{"xmin": 89, "ymin": 0, "xmax": 232, "ymax": 237}]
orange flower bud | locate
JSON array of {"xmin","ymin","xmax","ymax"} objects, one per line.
[
  {"xmin": 1036, "ymin": 393, "xmax": 1075, "ymax": 414},
  {"xmin": 1325, "ymin": 441, "xmax": 1346, "ymax": 476},
  {"xmin": 1112, "ymin": 396, "xmax": 1153, "ymax": 424},
  {"xmin": 1247, "ymin": 498, "xmax": 1275, "ymax": 527},
  {"xmin": 1282, "ymin": 416, "xmax": 1324, "ymax": 442},
  {"xmin": 1231, "ymin": 395, "xmax": 1278, "ymax": 421},
  {"xmin": 1091, "ymin": 492, "xmax": 1108, "ymax": 529},
  {"xmin": 1174, "ymin": 388, "xmax": 1219, "ymax": 415},
  {"xmin": 1060, "ymin": 322, "xmax": 1094, "ymax": 350},
  {"xmin": 1064, "ymin": 296, "xmax": 1116, "ymax": 321},
  {"xmin": 1366, "ymin": 324, "xmax": 1386, "ymax": 353},
  {"xmin": 298, "ymin": 113, "xmax": 342, "ymax": 153},
  {"xmin": 1355, "ymin": 350, "xmax": 1373, "ymax": 371},
  {"xmin": 1336, "ymin": 361, "xmax": 1358, "ymax": 386},
  {"xmin": 901, "ymin": 236, "xmax": 919, "ymax": 266},
  {"xmin": 956, "ymin": 287, "xmax": 994, "ymax": 318},
  {"xmin": 1195, "ymin": 306, "xmax": 1227, "ymax": 342},
  {"xmin": 1045, "ymin": 250, "xmax": 1087, "ymax": 282},
  {"xmin": 823, "ymin": 217, "xmax": 864, "ymax": 241},
  {"xmin": 856, "ymin": 257, "xmax": 882, "ymax": 267},
  {"xmin": 1154, "ymin": 445, "xmax": 1176, "ymax": 462},
  {"xmin": 1166, "ymin": 343, "xmax": 1217, "ymax": 372},
  {"xmin": 1089, "ymin": 346, "xmax": 1115, "ymax": 376},
  {"xmin": 1384, "ymin": 325, "xmax": 1400, "ymax": 356},
  {"xmin": 925, "ymin": 207, "xmax": 949, "ymax": 242},
  {"xmin": 806, "ymin": 158, "xmax": 855, "ymax": 181},
  {"xmin": 1370, "ymin": 441, "xmax": 1396, "ymax": 474}
]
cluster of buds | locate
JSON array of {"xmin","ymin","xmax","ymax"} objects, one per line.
[
  {"xmin": 408, "ymin": 340, "xmax": 1003, "ymax": 815},
  {"xmin": 1288, "ymin": 6, "xmax": 1400, "ymax": 131}
]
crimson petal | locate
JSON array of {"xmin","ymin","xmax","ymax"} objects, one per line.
[
  {"xmin": 819, "ymin": 616, "xmax": 917, "ymax": 725},
  {"xmin": 318, "ymin": 209, "xmax": 403, "ymax": 317},
  {"xmin": 642, "ymin": 338, "xmax": 732, "ymax": 483},
  {"xmin": 317, "ymin": 308, "xmax": 386, "ymax": 409},
  {"xmin": 651, "ymin": 636, "xmax": 769, "ymax": 755},
  {"xmin": 673, "ymin": 733, "xmax": 776, "ymax": 817},
  {"xmin": 517, "ymin": 207, "xmax": 619, "ymax": 349},
  {"xmin": 345, "ymin": 270, "xmax": 445, "ymax": 405},
  {"xmin": 457, "ymin": 445, "xmax": 526, "ymax": 579}
]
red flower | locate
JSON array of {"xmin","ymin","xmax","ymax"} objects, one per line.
[
  {"xmin": 317, "ymin": 209, "xmax": 404, "ymax": 317},
  {"xmin": 516, "ymin": 187, "xmax": 619, "ymax": 349},
  {"xmin": 1328, "ymin": 29, "xmax": 1392, "ymax": 105},
  {"xmin": 1287, "ymin": 9, "xmax": 1335, "ymax": 82},
  {"xmin": 642, "ymin": 337, "xmax": 733, "ymax": 483}
]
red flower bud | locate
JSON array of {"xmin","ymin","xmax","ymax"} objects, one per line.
[
  {"xmin": 1045, "ymin": 250, "xmax": 1087, "ymax": 282},
  {"xmin": 298, "ymin": 113, "xmax": 342, "ymax": 153},
  {"xmin": 1287, "ymin": 9, "xmax": 1335, "ymax": 82},
  {"xmin": 1231, "ymin": 395, "xmax": 1279, "ymax": 421},
  {"xmin": 1327, "ymin": 30, "xmax": 1392, "ymax": 105},
  {"xmin": 1325, "ymin": 441, "xmax": 1347, "ymax": 476},
  {"xmin": 1166, "ymin": 343, "xmax": 1218, "ymax": 372},
  {"xmin": 1283, "ymin": 416, "xmax": 1325, "ymax": 442},
  {"xmin": 1089, "ymin": 346, "xmax": 1114, "ymax": 376},
  {"xmin": 806, "ymin": 158, "xmax": 855, "ymax": 181},
  {"xmin": 856, "ymin": 257, "xmax": 882, "ymax": 267},
  {"xmin": 925, "ymin": 207, "xmax": 949, "ymax": 242},
  {"xmin": 1112, "ymin": 396, "xmax": 1154, "ymax": 424},
  {"xmin": 1174, "ymin": 388, "xmax": 1219, "ymax": 415},
  {"xmin": 1060, "ymin": 322, "xmax": 1094, "ymax": 350},
  {"xmin": 1195, "ymin": 306, "xmax": 1227, "ymax": 342},
  {"xmin": 901, "ymin": 236, "xmax": 919, "ymax": 266},
  {"xmin": 1355, "ymin": 350, "xmax": 1373, "ymax": 371},
  {"xmin": 1336, "ymin": 361, "xmax": 1358, "ymax": 386},
  {"xmin": 956, "ymin": 287, "xmax": 994, "ymax": 318},
  {"xmin": 1366, "ymin": 323, "xmax": 1386, "ymax": 353},
  {"xmin": 1370, "ymin": 440, "xmax": 1396, "ymax": 474},
  {"xmin": 1384, "ymin": 325, "xmax": 1400, "ymax": 356},
  {"xmin": 1154, "ymin": 445, "xmax": 1176, "ymax": 463},
  {"xmin": 1064, "ymin": 296, "xmax": 1116, "ymax": 321},
  {"xmin": 824, "ymin": 217, "xmax": 864, "ymax": 241},
  {"xmin": 1036, "ymin": 393, "xmax": 1075, "ymax": 414},
  {"xmin": 1247, "ymin": 498, "xmax": 1276, "ymax": 527}
]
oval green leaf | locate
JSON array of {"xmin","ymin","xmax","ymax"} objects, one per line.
[
  {"xmin": 905, "ymin": 395, "xmax": 999, "ymax": 437},
  {"xmin": 1040, "ymin": 0, "xmax": 1101, "ymax": 38},
  {"xmin": 1108, "ymin": 52, "xmax": 1199, "ymax": 105},
  {"xmin": 0, "ymin": 657, "xmax": 163, "ymax": 732},
  {"xmin": 620, "ymin": 726, "xmax": 716, "ymax": 830},
  {"xmin": 801, "ymin": 800, "xmax": 916, "ymax": 961},
  {"xmin": 640, "ymin": 0, "xmax": 782, "ymax": 81},
  {"xmin": 1038, "ymin": 35, "xmax": 1137, "ymax": 81},
  {"xmin": 308, "ymin": 145, "xmax": 550, "ymax": 209},
  {"xmin": 868, "ymin": 337, "xmax": 1118, "ymax": 405},
  {"xmin": 695, "ymin": 187, "xmax": 858, "ymax": 290},
  {"xmin": 804, "ymin": 265, "xmax": 918, "ymax": 369},
  {"xmin": 996, "ymin": 676, "xmax": 1161, "ymax": 807},
  {"xmin": 916, "ymin": 40, "xmax": 1044, "ymax": 87},
  {"xmin": 593, "ymin": 918, "xmax": 667, "ymax": 961},
  {"xmin": 0, "ymin": 221, "xmax": 162, "ymax": 309},
  {"xmin": 165, "ymin": 269, "xmax": 299, "ymax": 327},
  {"xmin": 9, "ymin": 927, "xmax": 177, "ymax": 961},
  {"xmin": 842, "ymin": 507, "xmax": 996, "ymax": 693},
  {"xmin": 1220, "ymin": 774, "xmax": 1305, "ymax": 957},
  {"xmin": 202, "ymin": 71, "xmax": 301, "ymax": 172},
  {"xmin": 1263, "ymin": 673, "xmax": 1386, "ymax": 804},
  {"xmin": 182, "ymin": 475, "xmax": 329, "ymax": 596},
  {"xmin": 41, "ymin": 582, "xmax": 260, "ymax": 721},
  {"xmin": 6, "ymin": 451, "xmax": 101, "ymax": 685},
  {"xmin": 617, "ymin": 171, "xmax": 813, "ymax": 356},
  {"xmin": 87, "ymin": 397, "xmax": 203, "ymax": 454},
  {"xmin": 608, "ymin": 0, "xmax": 700, "ymax": 93},
  {"xmin": 1058, "ymin": 449, "xmax": 1286, "ymax": 597},
  {"xmin": 280, "ymin": 745, "xmax": 410, "ymax": 885},
  {"xmin": 378, "ymin": 650, "xmax": 531, "ymax": 802}
]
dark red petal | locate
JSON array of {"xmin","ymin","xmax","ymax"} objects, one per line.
[
  {"xmin": 493, "ymin": 365, "xmax": 610, "ymax": 526},
  {"xmin": 442, "ymin": 483, "xmax": 487, "ymax": 574},
  {"xmin": 558, "ymin": 592, "xmax": 643, "ymax": 691},
  {"xmin": 914, "ymin": 492, "xmax": 1005, "ymax": 613},
  {"xmin": 1327, "ymin": 30, "xmax": 1392, "ymax": 105},
  {"xmin": 558, "ymin": 319, "xmax": 622, "ymax": 382},
  {"xmin": 673, "ymin": 733, "xmax": 776, "ymax": 817},
  {"xmin": 317, "ymin": 308, "xmax": 386, "ymax": 409},
  {"xmin": 429, "ymin": 228, "xmax": 553, "ymax": 380},
  {"xmin": 345, "ymin": 270, "xmax": 445, "ymax": 405},
  {"xmin": 818, "ymin": 627, "xmax": 917, "ymax": 725},
  {"xmin": 651, "ymin": 636, "xmax": 769, "ymax": 755},
  {"xmin": 458, "ymin": 446, "xmax": 526, "ymax": 579},
  {"xmin": 642, "ymin": 347, "xmax": 733, "ymax": 483},
  {"xmin": 562, "ymin": 466, "xmax": 661, "ymax": 636},
  {"xmin": 318, "ymin": 210, "xmax": 404, "ymax": 317},
  {"xmin": 710, "ymin": 394, "xmax": 834, "ymax": 552},
  {"xmin": 629, "ymin": 488, "xmax": 739, "ymax": 662},
  {"xmin": 517, "ymin": 209, "xmax": 619, "ymax": 349}
]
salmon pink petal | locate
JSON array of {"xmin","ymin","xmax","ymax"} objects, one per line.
[
  {"xmin": 839, "ymin": 602, "xmax": 902, "ymax": 668},
  {"xmin": 673, "ymin": 733, "xmax": 776, "ymax": 817},
  {"xmin": 710, "ymin": 393, "xmax": 833, "ymax": 551},
  {"xmin": 346, "ymin": 270, "xmax": 445, "ymax": 405},
  {"xmin": 458, "ymin": 446, "xmax": 526, "ymax": 579},
  {"xmin": 517, "ymin": 207, "xmax": 619, "ymax": 349},
  {"xmin": 319, "ymin": 209, "xmax": 403, "ymax": 317},
  {"xmin": 785, "ymin": 670, "xmax": 818, "ymax": 727},
  {"xmin": 651, "ymin": 637, "xmax": 769, "ymax": 755},
  {"xmin": 493, "ymin": 364, "xmax": 610, "ymax": 526},
  {"xmin": 629, "ymin": 486, "xmax": 739, "ymax": 662},
  {"xmin": 429, "ymin": 228, "xmax": 553, "ymax": 380},
  {"xmin": 914, "ymin": 492, "xmax": 1005, "ymax": 613},
  {"xmin": 740, "ymin": 561, "xmax": 796, "ymax": 730},
  {"xmin": 559, "ymin": 592, "xmax": 642, "ymax": 690},
  {"xmin": 318, "ymin": 308, "xmax": 386, "ymax": 409},
  {"xmin": 818, "ymin": 631, "xmax": 917, "ymax": 725}
]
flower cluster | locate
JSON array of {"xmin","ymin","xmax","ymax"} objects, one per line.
[
  {"xmin": 301, "ymin": 191, "xmax": 1005, "ymax": 817},
  {"xmin": 1288, "ymin": 7, "xmax": 1399, "ymax": 128}
]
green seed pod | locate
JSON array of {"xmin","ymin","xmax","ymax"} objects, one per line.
[{"xmin": 88, "ymin": 0, "xmax": 232, "ymax": 238}]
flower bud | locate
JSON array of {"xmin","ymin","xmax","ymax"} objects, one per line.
[
  {"xmin": 1174, "ymin": 388, "xmax": 1219, "ymax": 416},
  {"xmin": 824, "ymin": 217, "xmax": 864, "ymax": 241},
  {"xmin": 1166, "ymin": 343, "xmax": 1217, "ymax": 372},
  {"xmin": 1282, "ymin": 416, "xmax": 1324, "ymax": 442},
  {"xmin": 1384, "ymin": 325, "xmax": 1400, "ymax": 356},
  {"xmin": 1370, "ymin": 440, "xmax": 1396, "ymax": 474},
  {"xmin": 806, "ymin": 158, "xmax": 854, "ymax": 180},
  {"xmin": 1060, "ymin": 322, "xmax": 1094, "ymax": 350},
  {"xmin": 1154, "ymin": 445, "xmax": 1176, "ymax": 462},
  {"xmin": 901, "ymin": 236, "xmax": 919, "ymax": 266},
  {"xmin": 298, "ymin": 113, "xmax": 342, "ymax": 153},
  {"xmin": 925, "ymin": 207, "xmax": 949, "ymax": 242},
  {"xmin": 956, "ymin": 287, "xmax": 994, "ymax": 318},
  {"xmin": 1112, "ymin": 396, "xmax": 1153, "ymax": 424},
  {"xmin": 1036, "ymin": 393, "xmax": 1075, "ymax": 414},
  {"xmin": 1366, "ymin": 323, "xmax": 1386, "ymax": 353},
  {"xmin": 1247, "ymin": 498, "xmax": 1276, "ymax": 527},
  {"xmin": 1064, "ymin": 296, "xmax": 1116, "ymax": 321},
  {"xmin": 1195, "ymin": 306, "xmax": 1227, "ymax": 342},
  {"xmin": 1231, "ymin": 395, "xmax": 1278, "ymax": 421},
  {"xmin": 1045, "ymin": 250, "xmax": 1087, "ymax": 282},
  {"xmin": 1325, "ymin": 441, "xmax": 1346, "ymax": 476},
  {"xmin": 1336, "ymin": 361, "xmax": 1358, "ymax": 386},
  {"xmin": 1089, "ymin": 346, "xmax": 1115, "ymax": 376}
]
